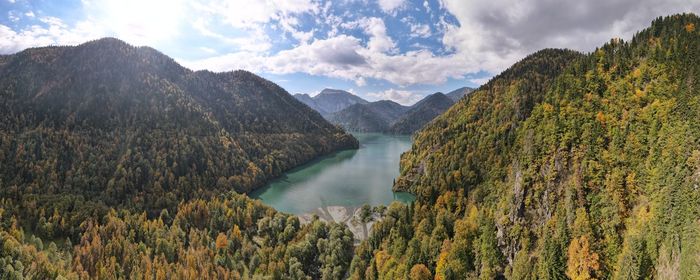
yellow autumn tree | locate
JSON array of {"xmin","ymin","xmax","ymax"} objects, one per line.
[
  {"xmin": 434, "ymin": 240, "xmax": 451, "ymax": 280},
  {"xmin": 409, "ymin": 264, "xmax": 432, "ymax": 280},
  {"xmin": 230, "ymin": 224, "xmax": 243, "ymax": 250},
  {"xmin": 566, "ymin": 235, "xmax": 600, "ymax": 280},
  {"xmin": 215, "ymin": 232, "xmax": 228, "ymax": 250}
]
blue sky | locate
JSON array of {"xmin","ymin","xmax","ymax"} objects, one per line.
[{"xmin": 1, "ymin": 0, "xmax": 699, "ymax": 105}]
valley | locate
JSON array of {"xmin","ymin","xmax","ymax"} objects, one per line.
[
  {"xmin": 296, "ymin": 88, "xmax": 473, "ymax": 134},
  {"xmin": 0, "ymin": 3, "xmax": 699, "ymax": 279}
]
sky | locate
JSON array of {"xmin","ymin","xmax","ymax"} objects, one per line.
[{"xmin": 1, "ymin": 0, "xmax": 699, "ymax": 105}]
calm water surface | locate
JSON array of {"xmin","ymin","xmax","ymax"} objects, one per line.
[{"xmin": 250, "ymin": 133, "xmax": 416, "ymax": 214}]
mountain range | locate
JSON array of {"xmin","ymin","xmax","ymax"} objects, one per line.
[
  {"xmin": 327, "ymin": 99, "xmax": 408, "ymax": 132},
  {"xmin": 2, "ymin": 12, "xmax": 699, "ymax": 280},
  {"xmin": 297, "ymin": 87, "xmax": 473, "ymax": 134},
  {"xmin": 293, "ymin": 88, "xmax": 369, "ymax": 116},
  {"xmin": 387, "ymin": 92, "xmax": 456, "ymax": 134}
]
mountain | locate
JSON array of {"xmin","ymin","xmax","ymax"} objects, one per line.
[
  {"xmin": 328, "ymin": 100, "xmax": 408, "ymax": 132},
  {"xmin": 0, "ymin": 37, "xmax": 357, "ymax": 213},
  {"xmin": 445, "ymin": 86, "xmax": 474, "ymax": 102},
  {"xmin": 328, "ymin": 90, "xmax": 467, "ymax": 134},
  {"xmin": 5, "ymin": 13, "xmax": 700, "ymax": 280},
  {"xmin": 0, "ymin": 38, "xmax": 360, "ymax": 279},
  {"xmin": 293, "ymin": 88, "xmax": 369, "ymax": 116},
  {"xmin": 387, "ymin": 92, "xmax": 455, "ymax": 134},
  {"xmin": 292, "ymin": 92, "xmax": 320, "ymax": 111},
  {"xmin": 350, "ymin": 14, "xmax": 700, "ymax": 279}
]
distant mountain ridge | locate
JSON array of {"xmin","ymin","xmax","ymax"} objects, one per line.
[
  {"xmin": 293, "ymin": 88, "xmax": 369, "ymax": 116},
  {"xmin": 387, "ymin": 92, "xmax": 455, "ymax": 134},
  {"xmin": 327, "ymin": 100, "xmax": 408, "ymax": 132},
  {"xmin": 325, "ymin": 88, "xmax": 471, "ymax": 134},
  {"xmin": 445, "ymin": 86, "xmax": 474, "ymax": 102}
]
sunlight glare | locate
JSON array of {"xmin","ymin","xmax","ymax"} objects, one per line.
[{"xmin": 84, "ymin": 0, "xmax": 186, "ymax": 46}]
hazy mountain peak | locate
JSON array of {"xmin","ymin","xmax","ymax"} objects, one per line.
[
  {"xmin": 446, "ymin": 86, "xmax": 475, "ymax": 102},
  {"xmin": 319, "ymin": 88, "xmax": 352, "ymax": 96},
  {"xmin": 293, "ymin": 88, "xmax": 369, "ymax": 116}
]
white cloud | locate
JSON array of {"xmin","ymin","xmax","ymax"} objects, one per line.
[
  {"xmin": 8, "ymin": 11, "xmax": 19, "ymax": 22},
  {"xmin": 24, "ymin": 11, "xmax": 35, "ymax": 18},
  {"xmin": 39, "ymin": 16, "xmax": 66, "ymax": 27},
  {"xmin": 469, "ymin": 77, "xmax": 491, "ymax": 86},
  {"xmin": 184, "ymin": 32, "xmax": 474, "ymax": 87},
  {"xmin": 277, "ymin": 14, "xmax": 315, "ymax": 45},
  {"xmin": 440, "ymin": 0, "xmax": 700, "ymax": 73},
  {"xmin": 184, "ymin": 35, "xmax": 365, "ymax": 73},
  {"xmin": 0, "ymin": 17, "xmax": 102, "ymax": 54},
  {"xmin": 199, "ymin": 46, "xmax": 217, "ymax": 54},
  {"xmin": 378, "ymin": 0, "xmax": 405, "ymax": 14},
  {"xmin": 181, "ymin": 51, "xmax": 265, "ymax": 73},
  {"xmin": 181, "ymin": 16, "xmax": 470, "ymax": 87},
  {"xmin": 191, "ymin": 0, "xmax": 318, "ymax": 29},
  {"xmin": 362, "ymin": 17, "xmax": 395, "ymax": 53},
  {"xmin": 192, "ymin": 18, "xmax": 272, "ymax": 52},
  {"xmin": 366, "ymin": 89, "xmax": 424, "ymax": 105},
  {"xmin": 409, "ymin": 23, "xmax": 431, "ymax": 38},
  {"xmin": 291, "ymin": 29, "xmax": 315, "ymax": 44}
]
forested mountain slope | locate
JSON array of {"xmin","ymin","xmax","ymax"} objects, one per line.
[
  {"xmin": 0, "ymin": 38, "xmax": 358, "ymax": 279},
  {"xmin": 328, "ymin": 100, "xmax": 408, "ymax": 132},
  {"xmin": 351, "ymin": 14, "xmax": 700, "ymax": 279},
  {"xmin": 329, "ymin": 91, "xmax": 461, "ymax": 134},
  {"xmin": 0, "ymin": 38, "xmax": 356, "ymax": 211},
  {"xmin": 388, "ymin": 92, "xmax": 455, "ymax": 134},
  {"xmin": 0, "ymin": 193, "xmax": 355, "ymax": 279}
]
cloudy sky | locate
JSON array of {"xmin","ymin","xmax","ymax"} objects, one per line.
[{"xmin": 1, "ymin": 0, "xmax": 699, "ymax": 104}]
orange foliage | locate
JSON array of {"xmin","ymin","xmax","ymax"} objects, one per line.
[
  {"xmin": 596, "ymin": 111, "xmax": 606, "ymax": 125},
  {"xmin": 215, "ymin": 232, "xmax": 228, "ymax": 250},
  {"xmin": 566, "ymin": 235, "xmax": 600, "ymax": 280},
  {"xmin": 409, "ymin": 264, "xmax": 432, "ymax": 280},
  {"xmin": 686, "ymin": 23, "xmax": 696, "ymax": 32}
]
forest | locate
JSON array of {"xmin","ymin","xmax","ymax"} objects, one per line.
[
  {"xmin": 351, "ymin": 14, "xmax": 700, "ymax": 279},
  {"xmin": 1, "ymin": 13, "xmax": 700, "ymax": 280},
  {"xmin": 0, "ymin": 38, "xmax": 357, "ymax": 279}
]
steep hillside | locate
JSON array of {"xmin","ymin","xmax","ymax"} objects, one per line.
[
  {"xmin": 0, "ymin": 38, "xmax": 359, "ymax": 279},
  {"xmin": 0, "ymin": 38, "xmax": 357, "ymax": 216},
  {"xmin": 388, "ymin": 92, "xmax": 455, "ymax": 134},
  {"xmin": 328, "ymin": 100, "xmax": 408, "ymax": 132},
  {"xmin": 350, "ymin": 14, "xmax": 700, "ymax": 279}
]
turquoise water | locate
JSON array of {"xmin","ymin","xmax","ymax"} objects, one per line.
[{"xmin": 250, "ymin": 133, "xmax": 416, "ymax": 214}]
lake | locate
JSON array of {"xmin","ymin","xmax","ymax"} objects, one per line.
[{"xmin": 250, "ymin": 133, "xmax": 416, "ymax": 214}]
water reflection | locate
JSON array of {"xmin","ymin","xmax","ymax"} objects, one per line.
[{"xmin": 250, "ymin": 133, "xmax": 416, "ymax": 214}]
